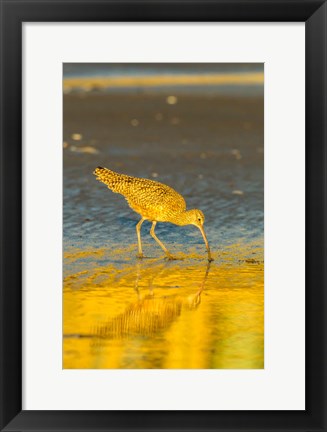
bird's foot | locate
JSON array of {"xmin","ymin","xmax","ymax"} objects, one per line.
[
  {"xmin": 208, "ymin": 257, "xmax": 214, "ymax": 262},
  {"xmin": 165, "ymin": 254, "xmax": 178, "ymax": 261},
  {"xmin": 136, "ymin": 253, "xmax": 144, "ymax": 259}
]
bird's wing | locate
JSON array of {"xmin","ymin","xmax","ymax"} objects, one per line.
[
  {"xmin": 158, "ymin": 186, "xmax": 187, "ymax": 212},
  {"xmin": 126, "ymin": 180, "xmax": 187, "ymax": 214}
]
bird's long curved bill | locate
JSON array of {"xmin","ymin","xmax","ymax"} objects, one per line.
[{"xmin": 198, "ymin": 226, "xmax": 213, "ymax": 262}]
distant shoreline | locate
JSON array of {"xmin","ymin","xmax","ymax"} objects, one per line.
[{"xmin": 63, "ymin": 72, "xmax": 264, "ymax": 91}]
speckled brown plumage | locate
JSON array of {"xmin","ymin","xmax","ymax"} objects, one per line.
[
  {"xmin": 93, "ymin": 166, "xmax": 213, "ymax": 261},
  {"xmin": 94, "ymin": 166, "xmax": 186, "ymax": 223}
]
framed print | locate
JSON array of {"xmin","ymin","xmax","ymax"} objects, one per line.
[
  {"xmin": 63, "ymin": 61, "xmax": 264, "ymax": 371},
  {"xmin": 0, "ymin": 1, "xmax": 326, "ymax": 431}
]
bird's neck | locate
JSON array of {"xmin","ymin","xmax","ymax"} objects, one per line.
[{"xmin": 172, "ymin": 210, "xmax": 194, "ymax": 226}]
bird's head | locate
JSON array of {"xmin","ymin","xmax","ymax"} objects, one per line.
[{"xmin": 187, "ymin": 208, "xmax": 205, "ymax": 228}]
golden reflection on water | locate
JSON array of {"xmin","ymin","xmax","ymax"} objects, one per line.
[{"xmin": 63, "ymin": 245, "xmax": 264, "ymax": 369}]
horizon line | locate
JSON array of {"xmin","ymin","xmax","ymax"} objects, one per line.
[{"xmin": 63, "ymin": 72, "xmax": 264, "ymax": 91}]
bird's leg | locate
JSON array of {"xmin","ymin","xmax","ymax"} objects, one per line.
[
  {"xmin": 150, "ymin": 221, "xmax": 176, "ymax": 260},
  {"xmin": 136, "ymin": 218, "xmax": 145, "ymax": 258}
]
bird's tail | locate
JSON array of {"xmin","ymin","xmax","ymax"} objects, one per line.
[{"xmin": 93, "ymin": 166, "xmax": 130, "ymax": 194}]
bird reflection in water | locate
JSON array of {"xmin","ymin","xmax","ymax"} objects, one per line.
[{"xmin": 93, "ymin": 262, "xmax": 211, "ymax": 341}]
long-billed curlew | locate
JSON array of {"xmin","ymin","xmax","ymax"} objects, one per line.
[{"xmin": 93, "ymin": 167, "xmax": 213, "ymax": 261}]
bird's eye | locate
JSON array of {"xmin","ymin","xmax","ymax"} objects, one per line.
[{"xmin": 198, "ymin": 218, "xmax": 201, "ymax": 222}]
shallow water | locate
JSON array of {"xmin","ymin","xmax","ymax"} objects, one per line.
[
  {"xmin": 63, "ymin": 245, "xmax": 263, "ymax": 369},
  {"xmin": 63, "ymin": 80, "xmax": 264, "ymax": 369},
  {"xmin": 63, "ymin": 63, "xmax": 264, "ymax": 78}
]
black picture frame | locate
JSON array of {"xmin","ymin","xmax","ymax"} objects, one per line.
[{"xmin": 0, "ymin": 1, "xmax": 326, "ymax": 431}]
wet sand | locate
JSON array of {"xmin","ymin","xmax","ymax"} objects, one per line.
[
  {"xmin": 64, "ymin": 93, "xmax": 263, "ymax": 249},
  {"xmin": 63, "ymin": 89, "xmax": 264, "ymax": 369}
]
